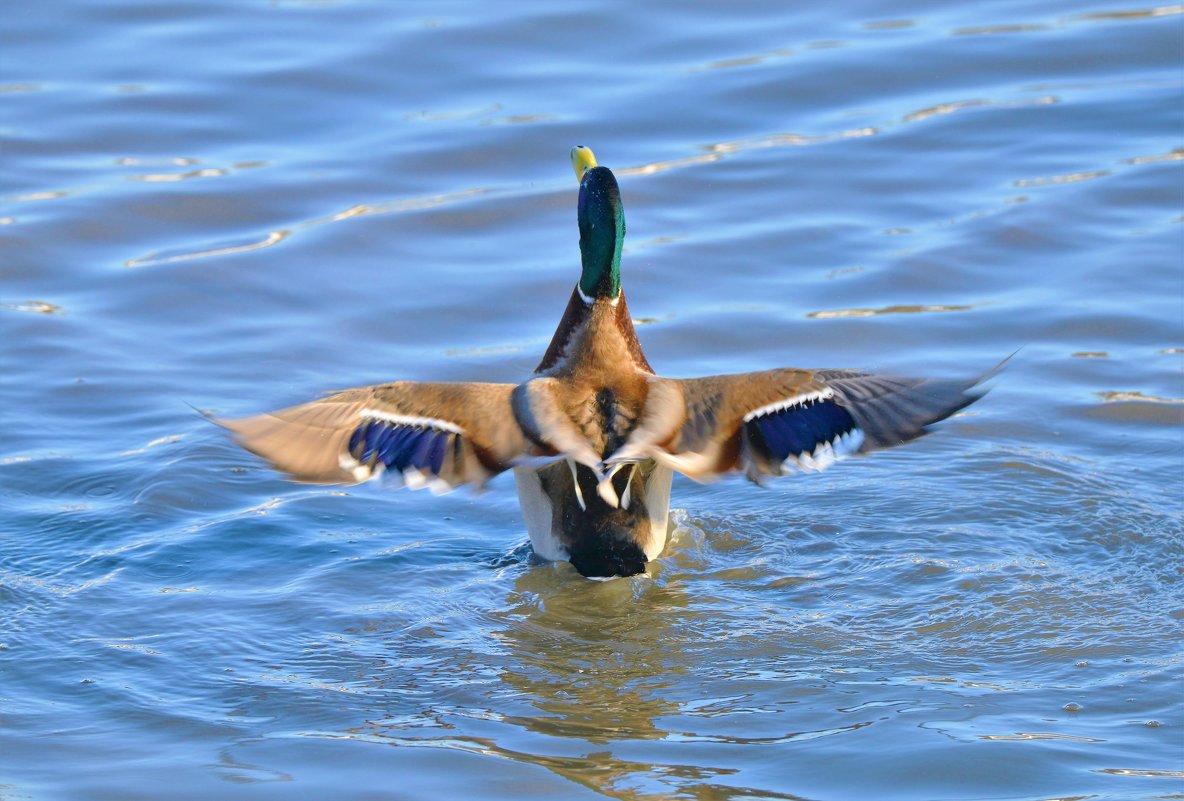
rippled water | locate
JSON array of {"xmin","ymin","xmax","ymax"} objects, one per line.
[{"xmin": 3, "ymin": 0, "xmax": 1182, "ymax": 799}]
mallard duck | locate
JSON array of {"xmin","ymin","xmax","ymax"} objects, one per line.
[{"xmin": 222, "ymin": 146, "xmax": 988, "ymax": 578}]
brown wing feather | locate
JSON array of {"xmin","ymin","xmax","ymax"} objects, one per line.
[
  {"xmin": 609, "ymin": 367, "xmax": 987, "ymax": 482},
  {"xmin": 220, "ymin": 381, "xmax": 536, "ymax": 487},
  {"xmin": 606, "ymin": 370, "xmax": 821, "ymax": 480}
]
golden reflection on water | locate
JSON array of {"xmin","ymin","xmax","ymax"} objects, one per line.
[
  {"xmin": 129, "ymin": 167, "xmax": 230, "ymax": 182},
  {"xmin": 616, "ymin": 153, "xmax": 724, "ymax": 177},
  {"xmin": 1013, "ymin": 170, "xmax": 1111, "ymax": 187},
  {"xmin": 951, "ymin": 3, "xmax": 1184, "ymax": 34},
  {"xmin": 442, "ymin": 343, "xmax": 527, "ymax": 358},
  {"xmin": 1075, "ymin": 4, "xmax": 1184, "ymax": 21},
  {"xmin": 403, "ymin": 104, "xmax": 557, "ymax": 126},
  {"xmin": 351, "ymin": 187, "xmax": 491, "ymax": 216},
  {"xmin": 1096, "ymin": 390, "xmax": 1184, "ymax": 404},
  {"xmin": 861, "ymin": 19, "xmax": 916, "ymax": 29},
  {"xmin": 904, "ymin": 95, "xmax": 1057, "ymax": 122},
  {"xmin": 492, "ymin": 568, "xmax": 693, "ymax": 746},
  {"xmin": 954, "ymin": 23, "xmax": 1050, "ymax": 35},
  {"xmin": 687, "ymin": 47, "xmax": 795, "ymax": 72},
  {"xmin": 8, "ymin": 189, "xmax": 71, "ymax": 202},
  {"xmin": 125, "ymin": 231, "xmax": 289, "ymax": 268},
  {"xmin": 807, "ymin": 303, "xmax": 973, "ymax": 319},
  {"xmin": 114, "ymin": 173, "xmax": 522, "ymax": 268},
  {"xmin": 1125, "ymin": 147, "xmax": 1184, "ymax": 164},
  {"xmin": 1, "ymin": 300, "xmax": 62, "ymax": 315},
  {"xmin": 315, "ymin": 570, "xmax": 713, "ymax": 799},
  {"xmin": 1092, "ymin": 767, "xmax": 1184, "ymax": 778},
  {"xmin": 980, "ymin": 731, "xmax": 1104, "ymax": 742},
  {"xmin": 116, "ymin": 156, "xmax": 200, "ymax": 166},
  {"xmin": 623, "ymin": 234, "xmax": 688, "ymax": 255},
  {"xmin": 118, "ymin": 435, "xmax": 183, "ymax": 456},
  {"xmin": 124, "ymin": 187, "xmax": 492, "ymax": 268}
]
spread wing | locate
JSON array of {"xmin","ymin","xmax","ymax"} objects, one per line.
[
  {"xmin": 219, "ymin": 381, "xmax": 544, "ymax": 491},
  {"xmin": 609, "ymin": 367, "xmax": 987, "ymax": 482}
]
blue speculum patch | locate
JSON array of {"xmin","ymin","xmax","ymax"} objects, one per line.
[
  {"xmin": 750, "ymin": 399, "xmax": 859, "ymax": 462},
  {"xmin": 349, "ymin": 420, "xmax": 450, "ymax": 473}
]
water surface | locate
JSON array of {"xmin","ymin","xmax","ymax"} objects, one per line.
[{"xmin": 2, "ymin": 1, "xmax": 1182, "ymax": 799}]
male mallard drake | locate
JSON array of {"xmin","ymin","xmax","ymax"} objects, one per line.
[{"xmin": 223, "ymin": 146, "xmax": 988, "ymax": 578}]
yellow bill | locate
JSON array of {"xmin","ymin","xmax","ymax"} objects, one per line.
[{"xmin": 570, "ymin": 145, "xmax": 598, "ymax": 182}]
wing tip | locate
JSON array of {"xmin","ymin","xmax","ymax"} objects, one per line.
[{"xmin": 828, "ymin": 354, "xmax": 1011, "ymax": 453}]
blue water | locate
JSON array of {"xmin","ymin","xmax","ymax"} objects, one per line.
[{"xmin": 3, "ymin": 1, "xmax": 1182, "ymax": 799}]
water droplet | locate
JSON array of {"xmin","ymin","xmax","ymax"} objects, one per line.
[{"xmin": 1063, "ymin": 702, "xmax": 1082, "ymax": 713}]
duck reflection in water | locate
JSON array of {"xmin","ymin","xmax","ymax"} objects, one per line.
[
  {"xmin": 327, "ymin": 557, "xmax": 723, "ymax": 798},
  {"xmin": 316, "ymin": 546, "xmax": 852, "ymax": 799}
]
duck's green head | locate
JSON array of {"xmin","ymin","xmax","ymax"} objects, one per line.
[{"xmin": 571, "ymin": 146, "xmax": 624, "ymax": 302}]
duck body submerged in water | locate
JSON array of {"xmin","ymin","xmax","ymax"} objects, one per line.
[{"xmin": 222, "ymin": 146, "xmax": 989, "ymax": 578}]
